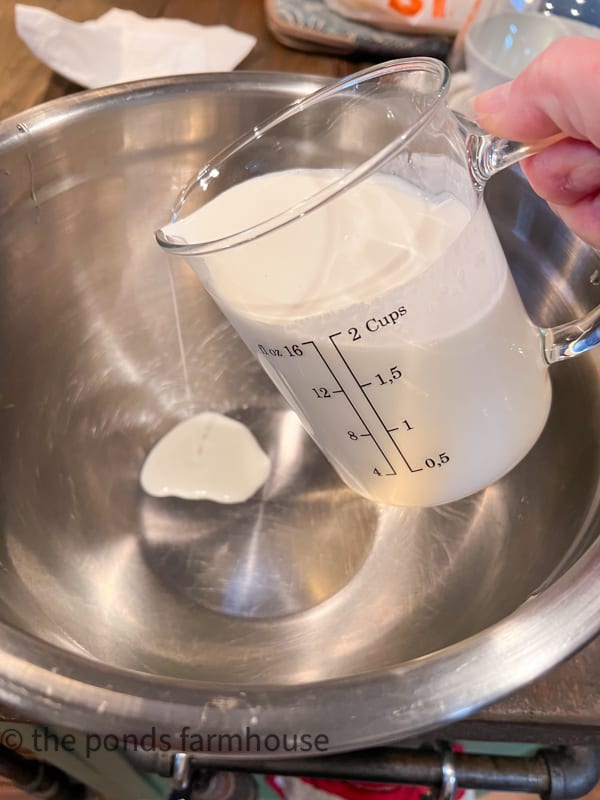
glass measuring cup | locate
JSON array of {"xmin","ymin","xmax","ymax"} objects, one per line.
[{"xmin": 156, "ymin": 58, "xmax": 600, "ymax": 508}]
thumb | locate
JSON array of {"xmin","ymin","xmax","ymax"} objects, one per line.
[{"xmin": 473, "ymin": 36, "xmax": 600, "ymax": 147}]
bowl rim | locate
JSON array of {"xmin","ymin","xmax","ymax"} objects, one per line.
[{"xmin": 1, "ymin": 72, "xmax": 599, "ymax": 755}]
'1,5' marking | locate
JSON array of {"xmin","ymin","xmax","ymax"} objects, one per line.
[
  {"xmin": 328, "ymin": 332, "xmax": 422, "ymax": 474},
  {"xmin": 301, "ymin": 339, "xmax": 396, "ymax": 477}
]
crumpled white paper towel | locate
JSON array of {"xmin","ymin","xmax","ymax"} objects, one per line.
[{"xmin": 15, "ymin": 5, "xmax": 257, "ymax": 89}]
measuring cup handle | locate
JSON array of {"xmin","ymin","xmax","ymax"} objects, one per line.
[
  {"xmin": 453, "ymin": 112, "xmax": 600, "ymax": 364},
  {"xmin": 453, "ymin": 111, "xmax": 565, "ymax": 191},
  {"xmin": 542, "ymin": 304, "xmax": 600, "ymax": 364}
]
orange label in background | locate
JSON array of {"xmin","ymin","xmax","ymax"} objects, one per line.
[
  {"xmin": 388, "ymin": 0, "xmax": 423, "ymax": 16},
  {"xmin": 388, "ymin": 0, "xmax": 448, "ymax": 17}
]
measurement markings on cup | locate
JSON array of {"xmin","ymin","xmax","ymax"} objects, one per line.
[
  {"xmin": 328, "ymin": 331, "xmax": 423, "ymax": 474},
  {"xmin": 301, "ymin": 339, "xmax": 397, "ymax": 477}
]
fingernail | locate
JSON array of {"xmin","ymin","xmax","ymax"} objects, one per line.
[
  {"xmin": 565, "ymin": 163, "xmax": 600, "ymax": 194},
  {"xmin": 473, "ymin": 81, "xmax": 512, "ymax": 117}
]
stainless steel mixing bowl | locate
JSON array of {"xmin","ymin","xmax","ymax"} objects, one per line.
[{"xmin": 0, "ymin": 73, "xmax": 599, "ymax": 755}]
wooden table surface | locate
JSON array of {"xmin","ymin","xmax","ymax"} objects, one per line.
[{"xmin": 0, "ymin": 0, "xmax": 598, "ymax": 745}]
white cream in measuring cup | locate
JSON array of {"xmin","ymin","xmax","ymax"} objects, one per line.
[{"xmin": 163, "ymin": 167, "xmax": 551, "ymax": 507}]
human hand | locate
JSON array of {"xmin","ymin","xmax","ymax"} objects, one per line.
[{"xmin": 473, "ymin": 36, "xmax": 600, "ymax": 248}]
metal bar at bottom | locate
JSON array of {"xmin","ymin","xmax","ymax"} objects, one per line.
[
  {"xmin": 183, "ymin": 750, "xmax": 551, "ymax": 794},
  {"xmin": 128, "ymin": 745, "xmax": 600, "ymax": 799}
]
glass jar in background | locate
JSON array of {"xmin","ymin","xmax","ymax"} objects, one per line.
[{"xmin": 450, "ymin": 0, "xmax": 600, "ymax": 92}]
